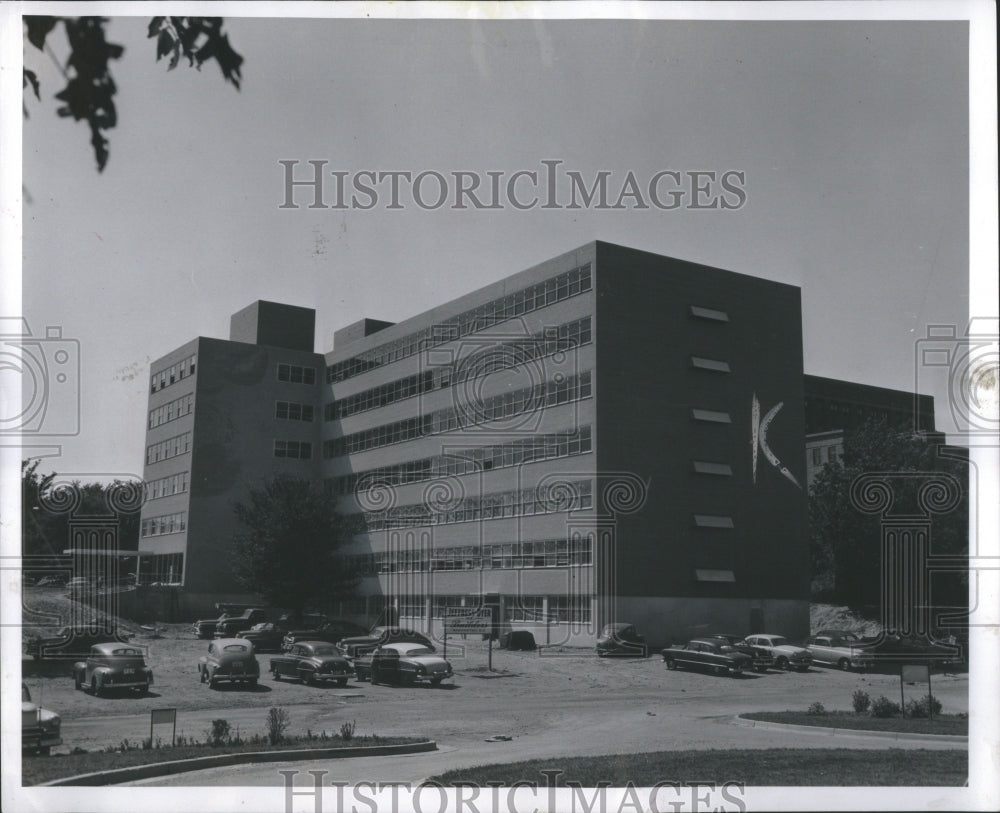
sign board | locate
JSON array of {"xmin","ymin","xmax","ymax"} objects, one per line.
[
  {"xmin": 150, "ymin": 708, "xmax": 177, "ymax": 746},
  {"xmin": 901, "ymin": 664, "xmax": 930, "ymax": 684},
  {"xmin": 444, "ymin": 611, "xmax": 493, "ymax": 635}
]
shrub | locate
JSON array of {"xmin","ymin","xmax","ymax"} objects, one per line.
[
  {"xmin": 208, "ymin": 719, "xmax": 231, "ymax": 747},
  {"xmin": 806, "ymin": 702, "xmax": 826, "ymax": 716},
  {"xmin": 267, "ymin": 707, "xmax": 291, "ymax": 745},
  {"xmin": 340, "ymin": 720, "xmax": 357, "ymax": 741},
  {"xmin": 905, "ymin": 694, "xmax": 942, "ymax": 718},
  {"xmin": 852, "ymin": 689, "xmax": 871, "ymax": 714},
  {"xmin": 870, "ymin": 696, "xmax": 901, "ymax": 718}
]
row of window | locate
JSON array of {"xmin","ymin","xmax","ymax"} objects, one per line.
[
  {"xmin": 327, "ymin": 316, "xmax": 592, "ymax": 420},
  {"xmin": 810, "ymin": 446, "xmax": 840, "ymax": 466},
  {"xmin": 324, "ymin": 372, "xmax": 592, "ymax": 459},
  {"xmin": 276, "ymin": 401, "xmax": 314, "ymax": 422},
  {"xmin": 140, "ymin": 511, "xmax": 187, "ymax": 538},
  {"xmin": 148, "ymin": 393, "xmax": 194, "ymax": 429},
  {"xmin": 277, "ymin": 363, "xmax": 317, "ymax": 385},
  {"xmin": 348, "ymin": 536, "xmax": 594, "ymax": 575},
  {"xmin": 690, "ymin": 305, "xmax": 730, "ymax": 322},
  {"xmin": 145, "ymin": 471, "xmax": 189, "ymax": 501},
  {"xmin": 274, "ymin": 440, "xmax": 312, "ymax": 459},
  {"xmin": 327, "ymin": 264, "xmax": 592, "ymax": 384},
  {"xmin": 146, "ymin": 432, "xmax": 192, "ymax": 465},
  {"xmin": 362, "ymin": 479, "xmax": 593, "ymax": 531},
  {"xmin": 137, "ymin": 552, "xmax": 184, "ymax": 585},
  {"xmin": 334, "ymin": 426, "xmax": 592, "ymax": 496},
  {"xmin": 393, "ymin": 594, "xmax": 592, "ymax": 623},
  {"xmin": 150, "ymin": 354, "xmax": 197, "ymax": 394}
]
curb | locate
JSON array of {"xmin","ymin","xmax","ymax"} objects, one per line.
[
  {"xmin": 39, "ymin": 740, "xmax": 438, "ymax": 786},
  {"xmin": 732, "ymin": 715, "xmax": 967, "ymax": 743}
]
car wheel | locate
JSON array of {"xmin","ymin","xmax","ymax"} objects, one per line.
[
  {"xmin": 336, "ymin": 678, "xmax": 347, "ymax": 688},
  {"xmin": 74, "ymin": 672, "xmax": 83, "ymax": 690},
  {"xmin": 91, "ymin": 677, "xmax": 101, "ymax": 697},
  {"xmin": 208, "ymin": 676, "xmax": 217, "ymax": 689},
  {"xmin": 754, "ymin": 665, "xmax": 767, "ymax": 673},
  {"xmin": 597, "ymin": 651, "xmax": 607, "ymax": 658},
  {"xmin": 39, "ymin": 746, "xmax": 51, "ymax": 756},
  {"xmin": 249, "ymin": 678, "xmax": 258, "ymax": 687},
  {"xmin": 401, "ymin": 673, "xmax": 414, "ymax": 686},
  {"xmin": 838, "ymin": 658, "xmax": 851, "ymax": 671},
  {"xmin": 664, "ymin": 657, "xmax": 677, "ymax": 670},
  {"xmin": 431, "ymin": 677, "xmax": 443, "ymax": 686},
  {"xmin": 713, "ymin": 665, "xmax": 725, "ymax": 676},
  {"xmin": 200, "ymin": 668, "xmax": 207, "ymax": 684},
  {"xmin": 303, "ymin": 671, "xmax": 315, "ymax": 686},
  {"xmin": 137, "ymin": 686, "xmax": 149, "ymax": 696},
  {"xmin": 271, "ymin": 668, "xmax": 281, "ymax": 681},
  {"xmin": 776, "ymin": 656, "xmax": 789, "ymax": 670}
]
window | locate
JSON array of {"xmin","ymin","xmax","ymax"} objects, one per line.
[
  {"xmin": 146, "ymin": 432, "xmax": 192, "ymax": 465},
  {"xmin": 274, "ymin": 440, "xmax": 312, "ymax": 459},
  {"xmin": 145, "ymin": 471, "xmax": 189, "ymax": 501},
  {"xmin": 692, "ymin": 461, "xmax": 733, "ymax": 476},
  {"xmin": 277, "ymin": 364, "xmax": 316, "ymax": 385},
  {"xmin": 150, "ymin": 354, "xmax": 196, "ymax": 393},
  {"xmin": 276, "ymin": 401, "xmax": 314, "ymax": 422},
  {"xmin": 694, "ymin": 515, "xmax": 734, "ymax": 529},
  {"xmin": 694, "ymin": 569, "xmax": 736, "ymax": 582},
  {"xmin": 140, "ymin": 512, "xmax": 187, "ymax": 538},
  {"xmin": 689, "ymin": 305, "xmax": 729, "ymax": 322},
  {"xmin": 811, "ymin": 448, "xmax": 822, "ymax": 465},
  {"xmin": 690, "ymin": 356, "xmax": 731, "ymax": 373},
  {"xmin": 692, "ymin": 409, "xmax": 732, "ymax": 424}
]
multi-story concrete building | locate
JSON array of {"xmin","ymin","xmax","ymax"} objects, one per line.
[{"xmin": 138, "ymin": 241, "xmax": 814, "ymax": 644}]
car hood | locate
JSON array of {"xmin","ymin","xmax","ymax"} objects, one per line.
[
  {"xmin": 23, "ymin": 702, "xmax": 59, "ymax": 724},
  {"xmin": 404, "ymin": 655, "xmax": 450, "ymax": 668}
]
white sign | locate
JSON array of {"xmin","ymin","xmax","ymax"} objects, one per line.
[{"xmin": 444, "ymin": 611, "xmax": 493, "ymax": 635}]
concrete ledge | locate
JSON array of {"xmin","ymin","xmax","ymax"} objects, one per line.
[
  {"xmin": 732, "ymin": 715, "xmax": 967, "ymax": 743},
  {"xmin": 40, "ymin": 740, "xmax": 438, "ymax": 786}
]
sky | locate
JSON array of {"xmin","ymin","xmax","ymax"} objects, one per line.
[{"xmin": 8, "ymin": 8, "xmax": 986, "ymax": 483}]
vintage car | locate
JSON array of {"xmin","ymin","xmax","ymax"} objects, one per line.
[
  {"xmin": 269, "ymin": 640, "xmax": 353, "ymax": 686},
  {"xmin": 857, "ymin": 632, "xmax": 964, "ymax": 668},
  {"xmin": 660, "ymin": 639, "xmax": 754, "ymax": 676},
  {"xmin": 213, "ymin": 609, "xmax": 270, "ymax": 639},
  {"xmin": 238, "ymin": 622, "xmax": 294, "ymax": 653},
  {"xmin": 73, "ymin": 642, "xmax": 154, "ymax": 696},
  {"xmin": 703, "ymin": 634, "xmax": 774, "ymax": 672},
  {"xmin": 369, "ymin": 643, "xmax": 454, "ymax": 686},
  {"xmin": 192, "ymin": 612, "xmax": 232, "ymax": 639},
  {"xmin": 595, "ymin": 623, "xmax": 648, "ymax": 657},
  {"xmin": 806, "ymin": 632, "xmax": 875, "ymax": 671},
  {"xmin": 282, "ymin": 619, "xmax": 369, "ymax": 651},
  {"xmin": 22, "ymin": 683, "xmax": 62, "ymax": 755},
  {"xmin": 743, "ymin": 634, "xmax": 813, "ymax": 672},
  {"xmin": 199, "ymin": 638, "xmax": 261, "ymax": 687},
  {"xmin": 24, "ymin": 625, "xmax": 120, "ymax": 660},
  {"xmin": 337, "ymin": 626, "xmax": 435, "ymax": 658}
]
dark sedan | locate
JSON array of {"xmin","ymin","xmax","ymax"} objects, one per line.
[
  {"xmin": 269, "ymin": 641, "xmax": 353, "ymax": 686},
  {"xmin": 337, "ymin": 626, "xmax": 435, "ymax": 658},
  {"xmin": 661, "ymin": 638, "xmax": 753, "ymax": 676},
  {"xmin": 238, "ymin": 622, "xmax": 291, "ymax": 653},
  {"xmin": 282, "ymin": 619, "xmax": 369, "ymax": 651},
  {"xmin": 596, "ymin": 623, "xmax": 648, "ymax": 657},
  {"xmin": 703, "ymin": 634, "xmax": 773, "ymax": 672}
]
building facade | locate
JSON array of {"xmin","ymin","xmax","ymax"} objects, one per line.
[{"xmin": 138, "ymin": 241, "xmax": 813, "ymax": 644}]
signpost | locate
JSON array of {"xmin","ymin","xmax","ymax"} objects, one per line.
[
  {"xmin": 444, "ymin": 609, "xmax": 494, "ymax": 669},
  {"xmin": 900, "ymin": 664, "xmax": 933, "ymax": 718},
  {"xmin": 149, "ymin": 708, "xmax": 177, "ymax": 746}
]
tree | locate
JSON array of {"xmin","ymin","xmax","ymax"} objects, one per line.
[
  {"xmin": 232, "ymin": 475, "xmax": 359, "ymax": 622},
  {"xmin": 23, "ymin": 15, "xmax": 242, "ymax": 171},
  {"xmin": 809, "ymin": 418, "xmax": 968, "ymax": 612}
]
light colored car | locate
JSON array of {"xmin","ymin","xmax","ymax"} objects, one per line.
[
  {"xmin": 743, "ymin": 634, "xmax": 813, "ymax": 672},
  {"xmin": 806, "ymin": 633, "xmax": 874, "ymax": 671},
  {"xmin": 199, "ymin": 638, "xmax": 260, "ymax": 687},
  {"xmin": 370, "ymin": 643, "xmax": 454, "ymax": 686},
  {"xmin": 22, "ymin": 683, "xmax": 62, "ymax": 755},
  {"xmin": 73, "ymin": 642, "xmax": 154, "ymax": 696}
]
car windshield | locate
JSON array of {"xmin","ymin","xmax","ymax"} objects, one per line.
[
  {"xmin": 112, "ymin": 648, "xmax": 141, "ymax": 656},
  {"xmin": 223, "ymin": 644, "xmax": 248, "ymax": 652},
  {"xmin": 404, "ymin": 647, "xmax": 434, "ymax": 656},
  {"xmin": 311, "ymin": 646, "xmax": 339, "ymax": 656},
  {"xmin": 840, "ymin": 633, "xmax": 860, "ymax": 642}
]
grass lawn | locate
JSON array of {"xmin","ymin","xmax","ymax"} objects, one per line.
[
  {"xmin": 741, "ymin": 711, "xmax": 967, "ymax": 736},
  {"xmin": 431, "ymin": 748, "xmax": 967, "ymax": 786},
  {"xmin": 22, "ymin": 736, "xmax": 423, "ymax": 786}
]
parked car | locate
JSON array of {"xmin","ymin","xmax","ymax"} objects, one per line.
[
  {"xmin": 595, "ymin": 623, "xmax": 648, "ymax": 657},
  {"xmin": 269, "ymin": 641, "xmax": 353, "ymax": 686},
  {"xmin": 661, "ymin": 639, "xmax": 753, "ymax": 676},
  {"xmin": 282, "ymin": 619, "xmax": 369, "ymax": 651},
  {"xmin": 806, "ymin": 633, "xmax": 875, "ymax": 671},
  {"xmin": 238, "ymin": 622, "xmax": 293, "ymax": 653},
  {"xmin": 199, "ymin": 638, "xmax": 261, "ymax": 687},
  {"xmin": 22, "ymin": 683, "xmax": 62, "ymax": 755},
  {"xmin": 704, "ymin": 634, "xmax": 774, "ymax": 672},
  {"xmin": 73, "ymin": 642, "xmax": 154, "ymax": 696},
  {"xmin": 337, "ymin": 626, "xmax": 435, "ymax": 658},
  {"xmin": 743, "ymin": 634, "xmax": 813, "ymax": 672},
  {"xmin": 24, "ymin": 625, "xmax": 121, "ymax": 660},
  {"xmin": 370, "ymin": 643, "xmax": 454, "ymax": 686},
  {"xmin": 859, "ymin": 632, "xmax": 964, "ymax": 668},
  {"xmin": 214, "ymin": 609, "xmax": 270, "ymax": 638},
  {"xmin": 192, "ymin": 613, "xmax": 232, "ymax": 639}
]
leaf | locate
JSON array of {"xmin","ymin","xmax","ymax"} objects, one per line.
[
  {"xmin": 156, "ymin": 30, "xmax": 174, "ymax": 62},
  {"xmin": 147, "ymin": 17, "xmax": 164, "ymax": 38},
  {"xmin": 23, "ymin": 68, "xmax": 40, "ymax": 100},
  {"xmin": 24, "ymin": 16, "xmax": 57, "ymax": 51}
]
